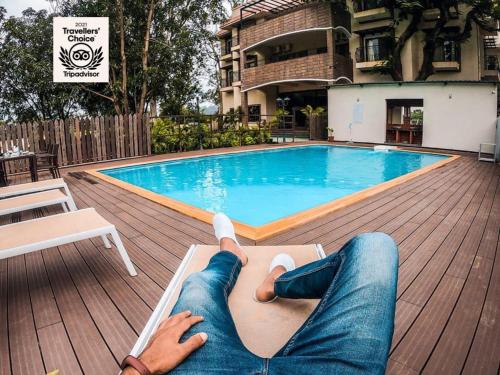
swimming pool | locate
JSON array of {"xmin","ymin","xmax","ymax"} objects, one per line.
[{"xmin": 94, "ymin": 145, "xmax": 452, "ymax": 237}]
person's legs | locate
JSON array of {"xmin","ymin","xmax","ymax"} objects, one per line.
[
  {"xmin": 168, "ymin": 238, "xmax": 263, "ymax": 374},
  {"xmin": 268, "ymin": 232, "xmax": 398, "ymax": 375}
]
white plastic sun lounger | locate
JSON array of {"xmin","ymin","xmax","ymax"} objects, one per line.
[
  {"xmin": 0, "ymin": 207, "xmax": 137, "ymax": 276},
  {"xmin": 130, "ymin": 244, "xmax": 325, "ymax": 359},
  {"xmin": 0, "ymin": 189, "xmax": 75, "ymax": 216},
  {"xmin": 0, "ymin": 178, "xmax": 77, "ymax": 211}
]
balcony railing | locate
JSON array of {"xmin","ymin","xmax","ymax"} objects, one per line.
[
  {"xmin": 245, "ymin": 48, "xmax": 328, "ymax": 68},
  {"xmin": 220, "ymin": 39, "xmax": 232, "ymax": 56},
  {"xmin": 221, "ymin": 71, "xmax": 240, "ymax": 88},
  {"xmin": 433, "ymin": 43, "xmax": 461, "ymax": 63},
  {"xmin": 353, "ymin": 0, "xmax": 387, "ymax": 13},
  {"xmin": 355, "ymin": 45, "xmax": 391, "ymax": 62},
  {"xmin": 221, "ymin": 78, "xmax": 232, "ymax": 88}
]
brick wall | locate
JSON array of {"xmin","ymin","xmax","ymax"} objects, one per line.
[
  {"xmin": 242, "ymin": 53, "xmax": 333, "ymax": 90},
  {"xmin": 240, "ymin": 3, "xmax": 333, "ymax": 48}
]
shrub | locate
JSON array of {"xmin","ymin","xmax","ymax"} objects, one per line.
[{"xmin": 151, "ymin": 118, "xmax": 271, "ymax": 155}]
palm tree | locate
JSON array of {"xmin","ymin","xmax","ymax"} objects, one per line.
[{"xmin": 300, "ymin": 105, "xmax": 326, "ymax": 140}]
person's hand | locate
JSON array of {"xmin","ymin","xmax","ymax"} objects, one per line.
[{"xmin": 123, "ymin": 310, "xmax": 207, "ymax": 375}]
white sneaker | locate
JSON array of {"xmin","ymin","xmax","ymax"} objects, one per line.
[
  {"xmin": 269, "ymin": 253, "xmax": 296, "ymax": 273},
  {"xmin": 212, "ymin": 213, "xmax": 240, "ymax": 247},
  {"xmin": 254, "ymin": 253, "xmax": 296, "ymax": 304}
]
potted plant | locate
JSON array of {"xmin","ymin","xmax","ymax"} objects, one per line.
[{"xmin": 327, "ymin": 127, "xmax": 335, "ymax": 142}]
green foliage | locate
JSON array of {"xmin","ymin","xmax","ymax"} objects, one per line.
[
  {"xmin": 151, "ymin": 118, "xmax": 270, "ymax": 154},
  {"xmin": 300, "ymin": 105, "xmax": 326, "ymax": 118},
  {"xmin": 0, "ymin": 8, "xmax": 82, "ymax": 121}
]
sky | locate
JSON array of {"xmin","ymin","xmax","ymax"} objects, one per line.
[{"xmin": 1, "ymin": 0, "xmax": 52, "ymax": 16}]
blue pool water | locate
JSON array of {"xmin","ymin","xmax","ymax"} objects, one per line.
[{"xmin": 101, "ymin": 146, "xmax": 448, "ymax": 226}]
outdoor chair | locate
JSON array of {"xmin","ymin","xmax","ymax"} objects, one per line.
[
  {"xmin": 0, "ymin": 189, "xmax": 76, "ymax": 216},
  {"xmin": 0, "ymin": 207, "xmax": 137, "ymax": 277},
  {"xmin": 0, "ymin": 178, "xmax": 77, "ymax": 211},
  {"xmin": 37, "ymin": 143, "xmax": 61, "ymax": 178},
  {"xmin": 478, "ymin": 143, "xmax": 496, "ymax": 162},
  {"xmin": 129, "ymin": 244, "xmax": 324, "ymax": 359}
]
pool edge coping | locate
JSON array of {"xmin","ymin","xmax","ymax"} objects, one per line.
[{"xmin": 86, "ymin": 144, "xmax": 460, "ymax": 241}]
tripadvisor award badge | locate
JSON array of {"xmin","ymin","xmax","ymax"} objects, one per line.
[{"xmin": 53, "ymin": 17, "xmax": 109, "ymax": 83}]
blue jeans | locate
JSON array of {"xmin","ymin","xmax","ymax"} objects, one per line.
[{"xmin": 168, "ymin": 233, "xmax": 398, "ymax": 375}]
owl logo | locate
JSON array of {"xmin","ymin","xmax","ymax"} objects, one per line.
[{"xmin": 59, "ymin": 43, "xmax": 103, "ymax": 70}]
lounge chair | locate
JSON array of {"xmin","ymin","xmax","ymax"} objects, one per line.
[
  {"xmin": 0, "ymin": 207, "xmax": 137, "ymax": 276},
  {"xmin": 0, "ymin": 178, "xmax": 77, "ymax": 211},
  {"xmin": 0, "ymin": 189, "xmax": 75, "ymax": 216},
  {"xmin": 130, "ymin": 244, "xmax": 325, "ymax": 358}
]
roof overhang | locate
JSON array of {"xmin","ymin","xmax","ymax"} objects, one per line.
[{"xmin": 240, "ymin": 0, "xmax": 309, "ymax": 16}]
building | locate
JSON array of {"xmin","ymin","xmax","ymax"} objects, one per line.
[
  {"xmin": 216, "ymin": 0, "xmax": 353, "ymax": 130},
  {"xmin": 329, "ymin": 0, "xmax": 499, "ymax": 152},
  {"xmin": 217, "ymin": 1, "xmax": 500, "ymax": 151}
]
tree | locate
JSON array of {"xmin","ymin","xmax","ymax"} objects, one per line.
[
  {"xmin": 56, "ymin": 0, "xmax": 226, "ymax": 116},
  {"xmin": 0, "ymin": 8, "xmax": 82, "ymax": 121},
  {"xmin": 371, "ymin": 0, "xmax": 500, "ymax": 81}
]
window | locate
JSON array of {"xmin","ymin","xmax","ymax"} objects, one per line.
[
  {"xmin": 227, "ymin": 70, "xmax": 234, "ymax": 85},
  {"xmin": 248, "ymin": 105, "xmax": 261, "ymax": 122},
  {"xmin": 485, "ymin": 55, "xmax": 499, "ymax": 70},
  {"xmin": 245, "ymin": 55, "xmax": 258, "ymax": 68},
  {"xmin": 364, "ymin": 37, "xmax": 391, "ymax": 61},
  {"xmin": 221, "ymin": 38, "xmax": 232, "ymax": 55},
  {"xmin": 434, "ymin": 40, "xmax": 460, "ymax": 62},
  {"xmin": 354, "ymin": 0, "xmax": 386, "ymax": 12}
]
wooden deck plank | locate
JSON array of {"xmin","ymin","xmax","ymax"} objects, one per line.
[
  {"xmin": 38, "ymin": 322, "xmax": 83, "ymax": 375},
  {"xmin": 0, "ymin": 261, "xmax": 11, "ymax": 375},
  {"xmin": 422, "ymin": 256, "xmax": 494, "ymax": 374},
  {"xmin": 57, "ymin": 243, "xmax": 137, "ymax": 360},
  {"xmin": 461, "ymin": 240, "xmax": 500, "ymax": 375},
  {"xmin": 25, "ymin": 251, "xmax": 61, "ymax": 329},
  {"xmin": 7, "ymin": 256, "xmax": 45, "ymax": 375},
  {"xmin": 42, "ymin": 247, "xmax": 119, "ymax": 374},
  {"xmin": 400, "ymin": 168, "xmax": 494, "ymax": 306},
  {"xmin": 74, "ymin": 239, "xmax": 153, "ymax": 332},
  {"xmin": 1, "ymin": 148, "xmax": 497, "ymax": 375},
  {"xmin": 390, "ymin": 275, "xmax": 464, "ymax": 371}
]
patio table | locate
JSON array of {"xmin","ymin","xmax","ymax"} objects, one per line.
[{"xmin": 0, "ymin": 152, "xmax": 38, "ymax": 186}]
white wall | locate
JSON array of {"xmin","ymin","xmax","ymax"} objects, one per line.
[{"xmin": 328, "ymin": 83, "xmax": 498, "ymax": 152}]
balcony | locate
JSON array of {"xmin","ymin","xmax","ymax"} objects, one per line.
[
  {"xmin": 239, "ymin": 2, "xmax": 332, "ymax": 49},
  {"xmin": 355, "ymin": 45, "xmax": 390, "ymax": 71},
  {"xmin": 353, "ymin": 0, "xmax": 391, "ymax": 23},
  {"xmin": 241, "ymin": 53, "xmax": 334, "ymax": 91},
  {"xmin": 432, "ymin": 43, "xmax": 461, "ymax": 72},
  {"xmin": 220, "ymin": 71, "xmax": 241, "ymax": 91},
  {"xmin": 220, "ymin": 39, "xmax": 233, "ymax": 61}
]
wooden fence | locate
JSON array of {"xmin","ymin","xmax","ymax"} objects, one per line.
[{"xmin": 0, "ymin": 114, "xmax": 151, "ymax": 174}]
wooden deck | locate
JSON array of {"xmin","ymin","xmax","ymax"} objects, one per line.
[{"xmin": 0, "ymin": 145, "xmax": 498, "ymax": 374}]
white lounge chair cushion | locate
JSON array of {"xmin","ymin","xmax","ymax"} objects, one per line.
[
  {"xmin": 0, "ymin": 208, "xmax": 112, "ymax": 252},
  {"xmin": 0, "ymin": 189, "xmax": 68, "ymax": 215},
  {"xmin": 0, "ymin": 178, "xmax": 66, "ymax": 198}
]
